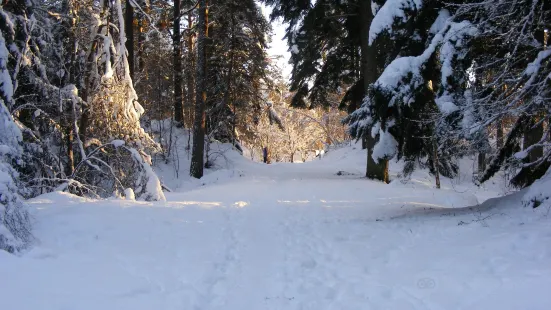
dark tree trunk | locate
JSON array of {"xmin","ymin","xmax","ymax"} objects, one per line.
[
  {"xmin": 190, "ymin": 0, "xmax": 208, "ymax": 178},
  {"xmin": 496, "ymin": 119, "xmax": 504, "ymax": 149},
  {"xmin": 221, "ymin": 14, "xmax": 235, "ymax": 110},
  {"xmin": 137, "ymin": 0, "xmax": 148, "ymax": 73},
  {"xmin": 185, "ymin": 12, "xmax": 195, "ymax": 127},
  {"xmin": 433, "ymin": 140, "xmax": 441, "ymax": 189},
  {"xmin": 65, "ymin": 127, "xmax": 74, "ymax": 176},
  {"xmin": 360, "ymin": 0, "xmax": 388, "ymax": 183},
  {"xmin": 125, "ymin": 0, "xmax": 134, "ymax": 78},
  {"xmin": 137, "ymin": 18, "xmax": 145, "ymax": 72},
  {"xmin": 61, "ymin": 0, "xmax": 78, "ymax": 176},
  {"xmin": 173, "ymin": 0, "xmax": 184, "ymax": 126},
  {"xmin": 523, "ymin": 116, "xmax": 544, "ymax": 163},
  {"xmin": 511, "ymin": 115, "xmax": 547, "ymax": 188},
  {"xmin": 478, "ymin": 152, "xmax": 486, "ymax": 176}
]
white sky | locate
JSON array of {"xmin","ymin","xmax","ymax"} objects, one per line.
[{"xmin": 260, "ymin": 4, "xmax": 292, "ymax": 81}]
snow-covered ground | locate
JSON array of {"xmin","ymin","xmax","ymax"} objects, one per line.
[{"xmin": 2, "ymin": 142, "xmax": 551, "ymax": 310}]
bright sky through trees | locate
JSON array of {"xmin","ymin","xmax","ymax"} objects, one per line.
[{"xmin": 260, "ymin": 4, "xmax": 292, "ymax": 80}]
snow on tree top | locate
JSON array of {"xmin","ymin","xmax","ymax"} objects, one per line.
[{"xmin": 369, "ymin": 0, "xmax": 423, "ymax": 45}]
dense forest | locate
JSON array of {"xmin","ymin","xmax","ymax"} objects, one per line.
[{"xmin": 1, "ymin": 0, "xmax": 550, "ymax": 254}]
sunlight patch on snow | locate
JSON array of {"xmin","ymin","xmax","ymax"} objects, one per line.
[
  {"xmin": 29, "ymin": 191, "xmax": 93, "ymax": 204},
  {"xmin": 400, "ymin": 201, "xmax": 448, "ymax": 208},
  {"xmin": 233, "ymin": 201, "xmax": 249, "ymax": 208},
  {"xmin": 167, "ymin": 201, "xmax": 223, "ymax": 209}
]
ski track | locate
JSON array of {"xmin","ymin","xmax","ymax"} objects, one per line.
[{"xmin": 194, "ymin": 202, "xmax": 240, "ymax": 309}]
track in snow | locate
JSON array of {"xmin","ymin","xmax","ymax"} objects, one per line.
[{"xmin": 2, "ymin": 160, "xmax": 551, "ymax": 310}]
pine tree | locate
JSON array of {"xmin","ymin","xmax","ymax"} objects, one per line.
[
  {"xmin": 190, "ymin": 0, "xmax": 208, "ymax": 178},
  {"xmin": 464, "ymin": 0, "xmax": 551, "ymax": 189},
  {"xmin": 346, "ymin": 1, "xmax": 478, "ymax": 184},
  {"xmin": 206, "ymin": 0, "xmax": 271, "ymax": 144},
  {"xmin": 173, "ymin": 0, "xmax": 184, "ymax": 126}
]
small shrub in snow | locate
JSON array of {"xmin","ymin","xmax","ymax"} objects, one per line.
[{"xmin": 523, "ymin": 169, "xmax": 551, "ymax": 209}]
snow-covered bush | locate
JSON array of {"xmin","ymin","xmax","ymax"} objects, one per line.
[
  {"xmin": 69, "ymin": 140, "xmax": 165, "ymax": 201},
  {"xmin": 49, "ymin": 0, "xmax": 165, "ymax": 200}
]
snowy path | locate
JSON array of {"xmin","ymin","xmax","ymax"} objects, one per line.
[{"xmin": 2, "ymin": 152, "xmax": 551, "ymax": 310}]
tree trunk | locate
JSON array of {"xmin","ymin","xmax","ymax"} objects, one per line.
[
  {"xmin": 125, "ymin": 0, "xmax": 134, "ymax": 79},
  {"xmin": 366, "ymin": 135, "xmax": 388, "ymax": 182},
  {"xmin": 496, "ymin": 119, "xmax": 504, "ymax": 149},
  {"xmin": 185, "ymin": 12, "xmax": 195, "ymax": 128},
  {"xmin": 62, "ymin": 0, "xmax": 77, "ymax": 175},
  {"xmin": 433, "ymin": 140, "xmax": 441, "ymax": 189},
  {"xmin": 137, "ymin": 0, "xmax": 148, "ymax": 73},
  {"xmin": 360, "ymin": 0, "xmax": 388, "ymax": 183},
  {"xmin": 478, "ymin": 152, "xmax": 486, "ymax": 176},
  {"xmin": 66, "ymin": 126, "xmax": 74, "ymax": 176},
  {"xmin": 221, "ymin": 14, "xmax": 235, "ymax": 110},
  {"xmin": 232, "ymin": 103, "xmax": 237, "ymax": 147},
  {"xmin": 523, "ymin": 116, "xmax": 544, "ymax": 163},
  {"xmin": 190, "ymin": 0, "xmax": 208, "ymax": 178},
  {"xmin": 173, "ymin": 0, "xmax": 184, "ymax": 126},
  {"xmin": 137, "ymin": 22, "xmax": 144, "ymax": 72}
]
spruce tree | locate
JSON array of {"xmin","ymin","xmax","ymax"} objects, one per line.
[
  {"xmin": 464, "ymin": 0, "xmax": 551, "ymax": 188},
  {"xmin": 190, "ymin": 0, "xmax": 208, "ymax": 178},
  {"xmin": 346, "ymin": 1, "xmax": 477, "ymax": 184},
  {"xmin": 205, "ymin": 0, "xmax": 271, "ymax": 144}
]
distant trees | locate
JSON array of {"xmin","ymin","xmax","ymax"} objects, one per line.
[
  {"xmin": 262, "ymin": 0, "xmax": 391, "ymax": 181},
  {"xmin": 246, "ymin": 84, "xmax": 347, "ymax": 163},
  {"xmin": 206, "ymin": 0, "xmax": 271, "ymax": 142}
]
